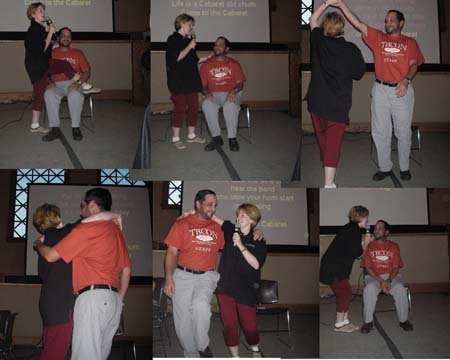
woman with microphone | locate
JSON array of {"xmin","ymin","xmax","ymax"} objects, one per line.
[
  {"xmin": 25, "ymin": 2, "xmax": 96, "ymax": 133},
  {"xmin": 320, "ymin": 205, "xmax": 373, "ymax": 333},
  {"xmin": 179, "ymin": 204, "xmax": 266, "ymax": 357},
  {"xmin": 165, "ymin": 14, "xmax": 206, "ymax": 149}
]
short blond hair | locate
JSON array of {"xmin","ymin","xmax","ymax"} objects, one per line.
[
  {"xmin": 27, "ymin": 2, "xmax": 45, "ymax": 21},
  {"xmin": 33, "ymin": 203, "xmax": 61, "ymax": 234},
  {"xmin": 348, "ymin": 205, "xmax": 369, "ymax": 223},
  {"xmin": 237, "ymin": 203, "xmax": 261, "ymax": 226},
  {"xmin": 174, "ymin": 13, "xmax": 194, "ymax": 31},
  {"xmin": 321, "ymin": 11, "xmax": 345, "ymax": 37}
]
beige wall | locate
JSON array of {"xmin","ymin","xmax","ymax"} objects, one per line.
[
  {"xmin": 320, "ymin": 233, "xmax": 450, "ymax": 292},
  {"xmin": 0, "ymin": 284, "xmax": 151, "ymax": 338},
  {"xmin": 153, "ymin": 250, "xmax": 319, "ymax": 307},
  {"xmin": 302, "ymin": 71, "xmax": 450, "ymax": 129},
  {"xmin": 0, "ymin": 42, "xmax": 132, "ymax": 94},
  {"xmin": 151, "ymin": 51, "xmax": 289, "ymax": 106}
]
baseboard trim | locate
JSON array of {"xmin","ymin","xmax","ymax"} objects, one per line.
[
  {"xmin": 0, "ymin": 90, "xmax": 132, "ymax": 103},
  {"xmin": 152, "ymin": 101, "xmax": 289, "ymax": 113},
  {"xmin": 303, "ymin": 123, "xmax": 450, "ymax": 133}
]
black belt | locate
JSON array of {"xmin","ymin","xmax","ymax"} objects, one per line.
[
  {"xmin": 77, "ymin": 284, "xmax": 118, "ymax": 296},
  {"xmin": 375, "ymin": 79, "xmax": 398, "ymax": 87},
  {"xmin": 177, "ymin": 265, "xmax": 212, "ymax": 274}
]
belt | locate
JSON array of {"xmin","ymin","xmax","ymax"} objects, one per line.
[
  {"xmin": 77, "ymin": 284, "xmax": 118, "ymax": 296},
  {"xmin": 375, "ymin": 79, "xmax": 398, "ymax": 87},
  {"xmin": 177, "ymin": 265, "xmax": 212, "ymax": 274}
]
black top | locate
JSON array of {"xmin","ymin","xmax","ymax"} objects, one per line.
[
  {"xmin": 320, "ymin": 221, "xmax": 364, "ymax": 285},
  {"xmin": 24, "ymin": 19, "xmax": 53, "ymax": 83},
  {"xmin": 165, "ymin": 32, "xmax": 202, "ymax": 94},
  {"xmin": 217, "ymin": 221, "xmax": 267, "ymax": 306},
  {"xmin": 38, "ymin": 221, "xmax": 80, "ymax": 326},
  {"xmin": 305, "ymin": 27, "xmax": 366, "ymax": 124}
]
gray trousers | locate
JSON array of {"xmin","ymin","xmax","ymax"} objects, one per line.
[
  {"xmin": 371, "ymin": 82, "xmax": 415, "ymax": 172},
  {"xmin": 44, "ymin": 80, "xmax": 85, "ymax": 128},
  {"xmin": 363, "ymin": 274, "xmax": 409, "ymax": 323},
  {"xmin": 202, "ymin": 92, "xmax": 241, "ymax": 138},
  {"xmin": 71, "ymin": 289, "xmax": 122, "ymax": 360},
  {"xmin": 172, "ymin": 268, "xmax": 220, "ymax": 358}
]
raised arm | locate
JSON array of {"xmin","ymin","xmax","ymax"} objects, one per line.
[
  {"xmin": 82, "ymin": 211, "xmax": 122, "ymax": 230},
  {"xmin": 34, "ymin": 240, "xmax": 61, "ymax": 262},
  {"xmin": 329, "ymin": 0, "xmax": 368, "ymax": 37},
  {"xmin": 310, "ymin": 1, "xmax": 329, "ymax": 30}
]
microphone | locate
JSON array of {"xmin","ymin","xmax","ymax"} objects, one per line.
[
  {"xmin": 233, "ymin": 222, "xmax": 240, "ymax": 246},
  {"xmin": 365, "ymin": 223, "xmax": 371, "ymax": 234},
  {"xmin": 44, "ymin": 16, "xmax": 53, "ymax": 26},
  {"xmin": 190, "ymin": 31, "xmax": 196, "ymax": 40}
]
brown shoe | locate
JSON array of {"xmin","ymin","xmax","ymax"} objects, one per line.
[
  {"xmin": 42, "ymin": 127, "xmax": 61, "ymax": 142},
  {"xmin": 400, "ymin": 320, "xmax": 413, "ymax": 331},
  {"xmin": 360, "ymin": 322, "xmax": 374, "ymax": 334},
  {"xmin": 199, "ymin": 345, "xmax": 213, "ymax": 357}
]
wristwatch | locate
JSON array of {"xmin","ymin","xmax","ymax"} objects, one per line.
[{"xmin": 404, "ymin": 76, "xmax": 411, "ymax": 84}]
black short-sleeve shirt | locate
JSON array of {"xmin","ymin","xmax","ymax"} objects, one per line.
[
  {"xmin": 305, "ymin": 27, "xmax": 366, "ymax": 124},
  {"xmin": 217, "ymin": 221, "xmax": 267, "ymax": 306},
  {"xmin": 165, "ymin": 32, "xmax": 202, "ymax": 94}
]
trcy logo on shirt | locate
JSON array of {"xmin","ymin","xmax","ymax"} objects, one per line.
[
  {"xmin": 189, "ymin": 228, "xmax": 219, "ymax": 242},
  {"xmin": 209, "ymin": 67, "xmax": 232, "ymax": 79},
  {"xmin": 381, "ymin": 41, "xmax": 407, "ymax": 56},
  {"xmin": 370, "ymin": 250, "xmax": 393, "ymax": 262}
]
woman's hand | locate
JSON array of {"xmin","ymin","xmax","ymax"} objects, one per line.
[
  {"xmin": 177, "ymin": 210, "xmax": 195, "ymax": 220},
  {"xmin": 48, "ymin": 23, "xmax": 56, "ymax": 35},
  {"xmin": 188, "ymin": 38, "xmax": 197, "ymax": 50},
  {"xmin": 233, "ymin": 232, "xmax": 244, "ymax": 249}
]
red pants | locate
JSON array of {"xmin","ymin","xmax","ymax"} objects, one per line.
[
  {"xmin": 311, "ymin": 112, "xmax": 346, "ymax": 168},
  {"xmin": 170, "ymin": 92, "xmax": 199, "ymax": 128},
  {"xmin": 40, "ymin": 316, "xmax": 73, "ymax": 360},
  {"xmin": 331, "ymin": 278, "xmax": 352, "ymax": 313},
  {"xmin": 217, "ymin": 293, "xmax": 259, "ymax": 347},
  {"xmin": 32, "ymin": 59, "xmax": 76, "ymax": 111}
]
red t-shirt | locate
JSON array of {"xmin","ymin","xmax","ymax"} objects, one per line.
[
  {"xmin": 55, "ymin": 221, "xmax": 131, "ymax": 294},
  {"xmin": 200, "ymin": 56, "xmax": 246, "ymax": 92},
  {"xmin": 164, "ymin": 214, "xmax": 224, "ymax": 272},
  {"xmin": 51, "ymin": 47, "xmax": 90, "ymax": 82},
  {"xmin": 361, "ymin": 240, "xmax": 403, "ymax": 276},
  {"xmin": 362, "ymin": 26, "xmax": 425, "ymax": 83}
]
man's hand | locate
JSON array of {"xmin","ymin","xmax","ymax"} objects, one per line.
[
  {"xmin": 381, "ymin": 280, "xmax": 391, "ymax": 294},
  {"xmin": 164, "ymin": 277, "xmax": 175, "ymax": 297},
  {"xmin": 46, "ymin": 82, "xmax": 56, "ymax": 90},
  {"xmin": 326, "ymin": 0, "xmax": 342, "ymax": 7},
  {"xmin": 177, "ymin": 210, "xmax": 196, "ymax": 220},
  {"xmin": 68, "ymin": 82, "xmax": 79, "ymax": 93},
  {"xmin": 396, "ymin": 79, "xmax": 409, "ymax": 97},
  {"xmin": 203, "ymin": 91, "xmax": 213, "ymax": 100},
  {"xmin": 113, "ymin": 217, "xmax": 123, "ymax": 231},
  {"xmin": 253, "ymin": 229, "xmax": 264, "ymax": 241},
  {"xmin": 33, "ymin": 235, "xmax": 44, "ymax": 249},
  {"xmin": 227, "ymin": 91, "xmax": 237, "ymax": 103}
]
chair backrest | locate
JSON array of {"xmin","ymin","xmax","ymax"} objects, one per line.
[
  {"xmin": 257, "ymin": 280, "xmax": 279, "ymax": 305},
  {"xmin": 0, "ymin": 311, "xmax": 17, "ymax": 352}
]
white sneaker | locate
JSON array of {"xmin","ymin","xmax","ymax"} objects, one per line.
[
  {"xmin": 187, "ymin": 135, "xmax": 206, "ymax": 144},
  {"xmin": 324, "ymin": 183, "xmax": 337, "ymax": 189},
  {"xmin": 172, "ymin": 140, "xmax": 187, "ymax": 150},
  {"xmin": 80, "ymin": 82, "xmax": 101, "ymax": 94},
  {"xmin": 30, "ymin": 125, "xmax": 49, "ymax": 133}
]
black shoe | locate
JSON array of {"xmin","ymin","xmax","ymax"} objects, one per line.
[
  {"xmin": 199, "ymin": 346, "xmax": 213, "ymax": 357},
  {"xmin": 400, "ymin": 170, "xmax": 411, "ymax": 181},
  {"xmin": 400, "ymin": 320, "xmax": 413, "ymax": 331},
  {"xmin": 372, "ymin": 171, "xmax": 392, "ymax": 181},
  {"xmin": 72, "ymin": 127, "xmax": 83, "ymax": 141},
  {"xmin": 360, "ymin": 322, "xmax": 373, "ymax": 334},
  {"xmin": 229, "ymin": 138, "xmax": 240, "ymax": 151},
  {"xmin": 204, "ymin": 136, "xmax": 223, "ymax": 151},
  {"xmin": 42, "ymin": 127, "xmax": 61, "ymax": 142}
]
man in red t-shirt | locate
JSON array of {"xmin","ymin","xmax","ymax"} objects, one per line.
[
  {"xmin": 43, "ymin": 27, "xmax": 100, "ymax": 142},
  {"xmin": 35, "ymin": 188, "xmax": 131, "ymax": 360},
  {"xmin": 200, "ymin": 37, "xmax": 246, "ymax": 152},
  {"xmin": 329, "ymin": 0, "xmax": 424, "ymax": 181},
  {"xmin": 360, "ymin": 220, "xmax": 412, "ymax": 333},
  {"xmin": 164, "ymin": 189, "xmax": 224, "ymax": 357}
]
